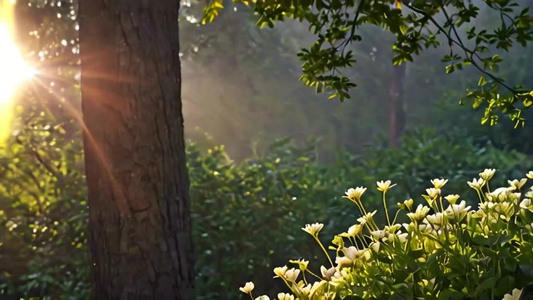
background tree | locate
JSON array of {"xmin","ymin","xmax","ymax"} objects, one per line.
[
  {"xmin": 204, "ymin": 0, "xmax": 533, "ymax": 128},
  {"xmin": 78, "ymin": 0, "xmax": 194, "ymax": 298}
]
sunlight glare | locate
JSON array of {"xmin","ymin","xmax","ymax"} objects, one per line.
[
  {"xmin": 0, "ymin": 24, "xmax": 35, "ymax": 104},
  {"xmin": 0, "ymin": 0, "xmax": 36, "ymax": 144}
]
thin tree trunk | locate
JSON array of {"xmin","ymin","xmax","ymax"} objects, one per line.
[
  {"xmin": 79, "ymin": 1, "xmax": 194, "ymax": 299},
  {"xmin": 389, "ymin": 64, "xmax": 406, "ymax": 148}
]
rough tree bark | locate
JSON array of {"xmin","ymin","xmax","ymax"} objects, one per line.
[{"xmin": 79, "ymin": 0, "xmax": 194, "ymax": 299}]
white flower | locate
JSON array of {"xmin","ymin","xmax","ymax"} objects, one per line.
[
  {"xmin": 480, "ymin": 201, "xmax": 496, "ymax": 211},
  {"xmin": 370, "ymin": 241, "xmax": 380, "ymax": 252},
  {"xmin": 396, "ymin": 232, "xmax": 408, "ymax": 243},
  {"xmin": 277, "ymin": 293, "xmax": 295, "ymax": 300},
  {"xmin": 508, "ymin": 178, "xmax": 527, "ymax": 190},
  {"xmin": 273, "ymin": 266, "xmax": 287, "ymax": 277},
  {"xmin": 417, "ymin": 223, "xmax": 434, "ymax": 234},
  {"xmin": 302, "ymin": 223, "xmax": 323, "ymax": 237},
  {"xmin": 402, "ymin": 222, "xmax": 414, "ymax": 232},
  {"xmin": 345, "ymin": 187, "xmax": 367, "ymax": 203},
  {"xmin": 299, "ymin": 283, "xmax": 312, "ymax": 295},
  {"xmin": 255, "ymin": 296, "xmax": 270, "ymax": 300},
  {"xmin": 488, "ymin": 187, "xmax": 515, "ymax": 202},
  {"xmin": 445, "ymin": 200, "xmax": 471, "ymax": 222},
  {"xmin": 239, "ymin": 282, "xmax": 255, "ymax": 294},
  {"xmin": 444, "ymin": 194, "xmax": 460, "ymax": 205},
  {"xmin": 349, "ymin": 224, "xmax": 363, "ymax": 236},
  {"xmin": 384, "ymin": 224, "xmax": 402, "ymax": 233},
  {"xmin": 371, "ymin": 230, "xmax": 386, "ymax": 240},
  {"xmin": 527, "ymin": 171, "xmax": 533, "ymax": 179},
  {"xmin": 520, "ymin": 198, "xmax": 532, "ymax": 210},
  {"xmin": 377, "ymin": 180, "xmax": 397, "ymax": 192},
  {"xmin": 430, "ymin": 178, "xmax": 448, "ymax": 189},
  {"xmin": 335, "ymin": 256, "xmax": 353, "ymax": 269},
  {"xmin": 341, "ymin": 246, "xmax": 355, "ymax": 258},
  {"xmin": 512, "ymin": 192, "xmax": 522, "ymax": 203},
  {"xmin": 425, "ymin": 188, "xmax": 441, "ymax": 199},
  {"xmin": 467, "ymin": 178, "xmax": 485, "ymax": 189},
  {"xmin": 343, "ymin": 246, "xmax": 370, "ymax": 261},
  {"xmin": 426, "ymin": 212, "xmax": 444, "ymax": 226},
  {"xmin": 340, "ymin": 224, "xmax": 362, "ymax": 238},
  {"xmin": 494, "ymin": 202, "xmax": 513, "ymax": 216},
  {"xmin": 357, "ymin": 210, "xmax": 377, "ymax": 224},
  {"xmin": 406, "ymin": 204, "xmax": 430, "ymax": 222},
  {"xmin": 284, "ymin": 268, "xmax": 300, "ymax": 282},
  {"xmin": 479, "ymin": 169, "xmax": 496, "ymax": 181},
  {"xmin": 320, "ymin": 265, "xmax": 336, "ymax": 281},
  {"xmin": 502, "ymin": 288, "xmax": 522, "ymax": 300}
]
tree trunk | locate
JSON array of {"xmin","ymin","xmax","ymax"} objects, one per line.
[{"xmin": 78, "ymin": 1, "xmax": 194, "ymax": 299}]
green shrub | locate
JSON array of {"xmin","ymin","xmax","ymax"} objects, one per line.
[
  {"xmin": 189, "ymin": 138, "xmax": 368, "ymax": 299},
  {"xmin": 359, "ymin": 129, "xmax": 532, "ymax": 200},
  {"xmin": 190, "ymin": 131, "xmax": 532, "ymax": 299},
  {"xmin": 0, "ymin": 116, "xmax": 531, "ymax": 299},
  {"xmin": 241, "ymin": 171, "xmax": 533, "ymax": 299},
  {"xmin": 0, "ymin": 111, "xmax": 89, "ymax": 300}
]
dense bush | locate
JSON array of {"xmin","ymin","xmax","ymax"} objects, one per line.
[
  {"xmin": 0, "ymin": 110, "xmax": 89, "ymax": 300},
  {"xmin": 190, "ymin": 131, "xmax": 532, "ymax": 299},
  {"xmin": 0, "ymin": 117, "xmax": 531, "ymax": 299},
  {"xmin": 243, "ymin": 171, "xmax": 533, "ymax": 299},
  {"xmin": 190, "ymin": 138, "xmax": 366, "ymax": 299},
  {"xmin": 359, "ymin": 129, "xmax": 532, "ymax": 203}
]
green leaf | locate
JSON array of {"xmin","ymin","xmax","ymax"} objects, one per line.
[
  {"xmin": 492, "ymin": 54, "xmax": 503, "ymax": 63},
  {"xmin": 446, "ymin": 65, "xmax": 455, "ymax": 74},
  {"xmin": 478, "ymin": 76, "xmax": 487, "ymax": 86},
  {"xmin": 438, "ymin": 289, "xmax": 464, "ymax": 299},
  {"xmin": 474, "ymin": 276, "xmax": 499, "ymax": 296}
]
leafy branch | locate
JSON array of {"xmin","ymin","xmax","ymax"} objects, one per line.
[{"xmin": 201, "ymin": 0, "xmax": 533, "ymax": 125}]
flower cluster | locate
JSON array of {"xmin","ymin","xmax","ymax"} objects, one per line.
[{"xmin": 240, "ymin": 170, "xmax": 533, "ymax": 299}]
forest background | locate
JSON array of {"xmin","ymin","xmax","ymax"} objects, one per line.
[{"xmin": 0, "ymin": 0, "xmax": 533, "ymax": 299}]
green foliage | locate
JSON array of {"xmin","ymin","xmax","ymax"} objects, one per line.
[
  {"xmin": 0, "ymin": 116, "xmax": 531, "ymax": 300},
  {"xmin": 0, "ymin": 125, "xmax": 526, "ymax": 299},
  {"xmin": 189, "ymin": 138, "xmax": 366, "ymax": 299},
  {"xmin": 358, "ymin": 129, "xmax": 533, "ymax": 202},
  {"xmin": 9, "ymin": 1, "xmax": 533, "ymax": 299},
  {"xmin": 243, "ymin": 170, "xmax": 533, "ymax": 299},
  {"xmin": 0, "ymin": 110, "xmax": 89, "ymax": 300},
  {"xmin": 190, "ymin": 130, "xmax": 531, "ymax": 299},
  {"xmin": 204, "ymin": 0, "xmax": 533, "ymax": 125}
]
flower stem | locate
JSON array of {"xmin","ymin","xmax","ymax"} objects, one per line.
[
  {"xmin": 306, "ymin": 269, "xmax": 323, "ymax": 280},
  {"xmin": 383, "ymin": 191, "xmax": 391, "ymax": 226},
  {"xmin": 314, "ymin": 236, "xmax": 334, "ymax": 267},
  {"xmin": 353, "ymin": 201, "xmax": 365, "ymax": 216},
  {"xmin": 475, "ymin": 188, "xmax": 485, "ymax": 204},
  {"xmin": 392, "ymin": 209, "xmax": 402, "ymax": 225}
]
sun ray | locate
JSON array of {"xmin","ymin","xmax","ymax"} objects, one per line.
[
  {"xmin": 0, "ymin": 25, "xmax": 35, "ymax": 104},
  {"xmin": 0, "ymin": 0, "xmax": 36, "ymax": 143}
]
